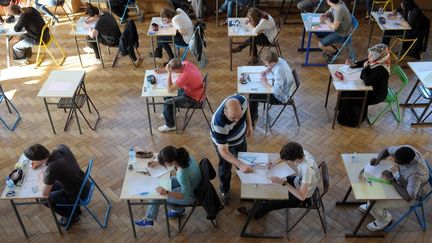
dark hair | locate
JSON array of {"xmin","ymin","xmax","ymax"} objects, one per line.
[
  {"xmin": 157, "ymin": 146, "xmax": 190, "ymax": 168},
  {"xmin": 402, "ymin": 0, "xmax": 417, "ymax": 11},
  {"xmin": 394, "ymin": 146, "xmax": 416, "ymax": 165},
  {"xmin": 246, "ymin": 7, "xmax": 268, "ymax": 27},
  {"xmin": 8, "ymin": 4, "xmax": 21, "ymax": 15},
  {"xmin": 160, "ymin": 8, "xmax": 177, "ymax": 19},
  {"xmin": 24, "ymin": 144, "xmax": 50, "ymax": 161},
  {"xmin": 329, "ymin": 0, "xmax": 340, "ymax": 3},
  {"xmin": 280, "ymin": 142, "xmax": 304, "ymax": 161},
  {"xmin": 85, "ymin": 3, "xmax": 99, "ymax": 17}
]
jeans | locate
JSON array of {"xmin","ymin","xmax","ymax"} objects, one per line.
[
  {"xmin": 163, "ymin": 92, "xmax": 199, "ymax": 128},
  {"xmin": 35, "ymin": 0, "xmax": 57, "ymax": 19},
  {"xmin": 237, "ymin": 33, "xmax": 270, "ymax": 59},
  {"xmin": 249, "ymin": 94, "xmax": 282, "ymax": 120},
  {"xmin": 215, "ymin": 139, "xmax": 247, "ymax": 194},
  {"xmin": 45, "ymin": 182, "xmax": 86, "ymax": 218},
  {"xmin": 156, "ymin": 32, "xmax": 188, "ymax": 60},
  {"xmin": 12, "ymin": 38, "xmax": 33, "ymax": 60},
  {"xmin": 145, "ymin": 177, "xmax": 196, "ymax": 220},
  {"xmin": 219, "ymin": 0, "xmax": 248, "ymax": 17}
]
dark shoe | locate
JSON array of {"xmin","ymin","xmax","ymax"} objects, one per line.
[
  {"xmin": 237, "ymin": 206, "xmax": 250, "ymax": 216},
  {"xmin": 150, "ymin": 48, "xmax": 163, "ymax": 58},
  {"xmin": 231, "ymin": 46, "xmax": 242, "ymax": 53},
  {"xmin": 59, "ymin": 216, "xmax": 80, "ymax": 227},
  {"xmin": 221, "ymin": 192, "xmax": 230, "ymax": 205}
]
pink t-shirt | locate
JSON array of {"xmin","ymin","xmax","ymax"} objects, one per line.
[{"xmin": 176, "ymin": 61, "xmax": 204, "ymax": 101}]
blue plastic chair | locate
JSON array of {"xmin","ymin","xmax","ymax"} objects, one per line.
[
  {"xmin": 175, "ymin": 43, "xmax": 189, "ymax": 62},
  {"xmin": 0, "ymin": 83, "xmax": 21, "ymax": 131},
  {"xmin": 384, "ymin": 160, "xmax": 432, "ymax": 232},
  {"xmin": 57, "ymin": 158, "xmax": 112, "ymax": 230},
  {"xmin": 329, "ymin": 15, "xmax": 358, "ymax": 64}
]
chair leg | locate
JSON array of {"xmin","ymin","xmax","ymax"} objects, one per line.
[
  {"xmin": 177, "ymin": 205, "xmax": 196, "ymax": 232},
  {"xmin": 201, "ymin": 108, "xmax": 211, "ymax": 128},
  {"xmin": 206, "ymin": 99, "xmax": 214, "ymax": 114},
  {"xmin": 317, "ymin": 199, "xmax": 327, "ymax": 233},
  {"xmin": 270, "ymin": 105, "xmax": 287, "ymax": 128},
  {"xmin": 112, "ymin": 50, "xmax": 121, "ymax": 67},
  {"xmin": 182, "ymin": 107, "xmax": 197, "ymax": 131},
  {"xmin": 291, "ymin": 102, "xmax": 300, "ymax": 126},
  {"xmin": 370, "ymin": 102, "xmax": 391, "ymax": 125}
]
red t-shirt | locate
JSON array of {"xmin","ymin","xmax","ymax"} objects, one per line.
[{"xmin": 175, "ymin": 61, "xmax": 204, "ymax": 101}]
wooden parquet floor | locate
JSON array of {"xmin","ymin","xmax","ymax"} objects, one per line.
[{"xmin": 0, "ymin": 7, "xmax": 432, "ymax": 243}]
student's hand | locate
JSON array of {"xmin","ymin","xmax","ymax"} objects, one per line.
[
  {"xmin": 400, "ymin": 20, "xmax": 410, "ymax": 28},
  {"xmin": 154, "ymin": 68, "xmax": 166, "ymax": 74},
  {"xmin": 31, "ymin": 161, "xmax": 44, "ymax": 169},
  {"xmin": 345, "ymin": 59, "xmax": 354, "ymax": 67},
  {"xmin": 269, "ymin": 176, "xmax": 284, "ymax": 185},
  {"xmin": 147, "ymin": 160, "xmax": 158, "ymax": 168},
  {"xmin": 381, "ymin": 170, "xmax": 394, "ymax": 180},
  {"xmin": 260, "ymin": 70, "xmax": 267, "ymax": 77},
  {"xmin": 260, "ymin": 76, "xmax": 267, "ymax": 82},
  {"xmin": 370, "ymin": 158, "xmax": 379, "ymax": 166},
  {"xmin": 320, "ymin": 15, "xmax": 326, "ymax": 23},
  {"xmin": 239, "ymin": 163, "xmax": 253, "ymax": 173},
  {"xmin": 156, "ymin": 186, "xmax": 168, "ymax": 195},
  {"xmin": 246, "ymin": 123, "xmax": 253, "ymax": 137},
  {"xmin": 363, "ymin": 61, "xmax": 369, "ymax": 68}
]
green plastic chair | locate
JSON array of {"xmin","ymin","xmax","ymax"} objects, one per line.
[{"xmin": 370, "ymin": 65, "xmax": 409, "ymax": 125}]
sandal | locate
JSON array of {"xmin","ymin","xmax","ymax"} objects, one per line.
[{"xmin": 136, "ymin": 151, "xmax": 154, "ymax": 158}]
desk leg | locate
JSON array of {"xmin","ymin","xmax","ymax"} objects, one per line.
[
  {"xmin": 332, "ymin": 92, "xmax": 341, "ymax": 129},
  {"xmin": 358, "ymin": 91, "xmax": 368, "ymax": 128},
  {"xmin": 44, "ymin": 98, "xmax": 56, "ymax": 134},
  {"xmin": 151, "ymin": 36, "xmax": 156, "ymax": 68},
  {"xmin": 351, "ymin": 0, "xmax": 357, "ymax": 14},
  {"xmin": 172, "ymin": 36, "xmax": 176, "ymax": 58},
  {"xmin": 164, "ymin": 201, "xmax": 171, "ymax": 237},
  {"xmin": 229, "ymin": 37, "xmax": 233, "ymax": 71},
  {"xmin": 411, "ymin": 98, "xmax": 432, "ymax": 125},
  {"xmin": 298, "ymin": 27, "xmax": 306, "ymax": 51},
  {"xmin": 367, "ymin": 22, "xmax": 374, "ymax": 48},
  {"xmin": 240, "ymin": 200, "xmax": 282, "ymax": 238},
  {"xmin": 265, "ymin": 94, "xmax": 270, "ymax": 135},
  {"xmin": 400, "ymin": 79, "xmax": 419, "ymax": 106},
  {"xmin": 396, "ymin": 30, "xmax": 406, "ymax": 63},
  {"xmin": 74, "ymin": 36, "xmax": 84, "ymax": 68},
  {"xmin": 6, "ymin": 36, "xmax": 11, "ymax": 68},
  {"xmin": 216, "ymin": 0, "xmax": 218, "ymax": 26},
  {"xmin": 345, "ymin": 200, "xmax": 384, "ymax": 238},
  {"xmin": 10, "ymin": 200, "xmax": 28, "ymax": 238},
  {"xmin": 325, "ymin": 74, "xmax": 332, "ymax": 108},
  {"xmin": 96, "ymin": 38, "xmax": 104, "ymax": 69},
  {"xmin": 335, "ymin": 186, "xmax": 366, "ymax": 205},
  {"xmin": 127, "ymin": 200, "xmax": 137, "ymax": 238},
  {"xmin": 146, "ymin": 97, "xmax": 153, "ymax": 135},
  {"xmin": 251, "ymin": 37, "xmax": 255, "ymax": 64},
  {"xmin": 47, "ymin": 200, "xmax": 63, "ymax": 235},
  {"xmin": 173, "ymin": 98, "xmax": 178, "ymax": 134}
]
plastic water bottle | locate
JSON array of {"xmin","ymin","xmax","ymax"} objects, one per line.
[
  {"xmin": 378, "ymin": 7, "xmax": 384, "ymax": 15},
  {"xmin": 128, "ymin": 146, "xmax": 136, "ymax": 165},
  {"xmin": 6, "ymin": 176, "xmax": 14, "ymax": 192}
]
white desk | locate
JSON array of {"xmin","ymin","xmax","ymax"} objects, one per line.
[
  {"xmin": 400, "ymin": 62, "xmax": 432, "ymax": 125},
  {"xmin": 299, "ymin": 13, "xmax": 333, "ymax": 67},
  {"xmin": 70, "ymin": 17, "xmax": 105, "ymax": 68},
  {"xmin": 228, "ymin": 18, "xmax": 257, "ymax": 71},
  {"xmin": 326, "ymin": 64, "xmax": 373, "ymax": 129},
  {"xmin": 239, "ymin": 152, "xmax": 289, "ymax": 239},
  {"xmin": 336, "ymin": 153, "xmax": 401, "ymax": 238},
  {"xmin": 237, "ymin": 66, "xmax": 272, "ymax": 134},
  {"xmin": 120, "ymin": 155, "xmax": 172, "ymax": 238},
  {"xmin": 0, "ymin": 154, "xmax": 62, "ymax": 237},
  {"xmin": 147, "ymin": 17, "xmax": 177, "ymax": 68},
  {"xmin": 38, "ymin": 70, "xmax": 100, "ymax": 134},
  {"xmin": 0, "ymin": 20, "xmax": 26, "ymax": 68},
  {"xmin": 142, "ymin": 70, "xmax": 178, "ymax": 135}
]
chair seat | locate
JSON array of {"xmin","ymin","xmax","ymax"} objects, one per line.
[{"xmin": 57, "ymin": 94, "xmax": 87, "ymax": 109}]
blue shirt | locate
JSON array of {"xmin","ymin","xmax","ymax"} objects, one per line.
[
  {"xmin": 271, "ymin": 58, "xmax": 295, "ymax": 103},
  {"xmin": 210, "ymin": 94, "xmax": 248, "ymax": 146},
  {"xmin": 177, "ymin": 156, "xmax": 202, "ymax": 199}
]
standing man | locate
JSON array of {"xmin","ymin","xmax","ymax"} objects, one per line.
[
  {"xmin": 24, "ymin": 144, "xmax": 90, "ymax": 227},
  {"xmin": 210, "ymin": 94, "xmax": 254, "ymax": 205}
]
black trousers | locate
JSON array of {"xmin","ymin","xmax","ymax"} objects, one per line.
[
  {"xmin": 45, "ymin": 182, "xmax": 84, "ymax": 218},
  {"xmin": 156, "ymin": 32, "xmax": 188, "ymax": 60},
  {"xmin": 237, "ymin": 33, "xmax": 270, "ymax": 58},
  {"xmin": 87, "ymin": 36, "xmax": 117, "ymax": 59},
  {"xmin": 249, "ymin": 94, "xmax": 282, "ymax": 119},
  {"xmin": 215, "ymin": 139, "xmax": 247, "ymax": 194}
]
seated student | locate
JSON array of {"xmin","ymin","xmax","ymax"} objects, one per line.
[
  {"xmin": 318, "ymin": 0, "xmax": 354, "ymax": 62},
  {"xmin": 24, "ymin": 144, "xmax": 90, "ymax": 226},
  {"xmin": 231, "ymin": 7, "xmax": 277, "ymax": 64},
  {"xmin": 153, "ymin": 8, "xmax": 194, "ymax": 63},
  {"xmin": 9, "ymin": 4, "xmax": 50, "ymax": 65},
  {"xmin": 248, "ymin": 50, "xmax": 295, "ymax": 127},
  {"xmin": 237, "ymin": 142, "xmax": 320, "ymax": 219},
  {"xmin": 135, "ymin": 146, "xmax": 202, "ymax": 227},
  {"xmin": 84, "ymin": 3, "xmax": 121, "ymax": 63},
  {"xmin": 337, "ymin": 43, "xmax": 389, "ymax": 127},
  {"xmin": 218, "ymin": 0, "xmax": 249, "ymax": 25},
  {"xmin": 155, "ymin": 58, "xmax": 204, "ymax": 133},
  {"xmin": 361, "ymin": 145, "xmax": 429, "ymax": 231}
]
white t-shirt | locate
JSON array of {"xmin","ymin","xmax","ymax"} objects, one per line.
[
  {"xmin": 294, "ymin": 150, "xmax": 320, "ymax": 198},
  {"xmin": 253, "ymin": 14, "xmax": 278, "ymax": 43},
  {"xmin": 172, "ymin": 8, "xmax": 194, "ymax": 44}
]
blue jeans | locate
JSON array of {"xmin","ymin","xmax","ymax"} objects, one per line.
[
  {"xmin": 145, "ymin": 177, "xmax": 196, "ymax": 221},
  {"xmin": 163, "ymin": 91, "xmax": 199, "ymax": 128},
  {"xmin": 219, "ymin": 0, "xmax": 248, "ymax": 17},
  {"xmin": 320, "ymin": 32, "xmax": 356, "ymax": 61}
]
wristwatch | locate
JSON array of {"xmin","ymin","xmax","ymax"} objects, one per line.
[{"xmin": 282, "ymin": 179, "xmax": 288, "ymax": 186}]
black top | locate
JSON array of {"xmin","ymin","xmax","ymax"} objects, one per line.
[
  {"xmin": 95, "ymin": 12, "xmax": 121, "ymax": 45},
  {"xmin": 43, "ymin": 145, "xmax": 89, "ymax": 198},
  {"xmin": 354, "ymin": 59, "xmax": 389, "ymax": 105},
  {"xmin": 14, "ymin": 7, "xmax": 49, "ymax": 44}
]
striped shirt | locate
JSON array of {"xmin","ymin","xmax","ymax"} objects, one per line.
[{"xmin": 210, "ymin": 94, "xmax": 248, "ymax": 146}]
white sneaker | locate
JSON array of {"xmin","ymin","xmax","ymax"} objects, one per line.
[
  {"xmin": 14, "ymin": 59, "xmax": 29, "ymax": 65},
  {"xmin": 159, "ymin": 113, "xmax": 164, "ymax": 119},
  {"xmin": 92, "ymin": 59, "xmax": 101, "ymax": 65},
  {"xmin": 157, "ymin": 125, "xmax": 176, "ymax": 133},
  {"xmin": 367, "ymin": 211, "xmax": 392, "ymax": 232},
  {"xmin": 83, "ymin": 47, "xmax": 94, "ymax": 53},
  {"xmin": 358, "ymin": 204, "xmax": 368, "ymax": 213}
]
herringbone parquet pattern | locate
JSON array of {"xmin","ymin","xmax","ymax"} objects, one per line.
[{"xmin": 0, "ymin": 6, "xmax": 432, "ymax": 243}]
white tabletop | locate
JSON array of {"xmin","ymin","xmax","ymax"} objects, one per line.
[
  {"xmin": 147, "ymin": 17, "xmax": 177, "ymax": 36},
  {"xmin": 408, "ymin": 62, "xmax": 432, "ymax": 89},
  {"xmin": 328, "ymin": 64, "xmax": 373, "ymax": 91},
  {"xmin": 38, "ymin": 70, "xmax": 85, "ymax": 98},
  {"xmin": 301, "ymin": 13, "xmax": 333, "ymax": 33},
  {"xmin": 1, "ymin": 155, "xmax": 46, "ymax": 200},
  {"xmin": 237, "ymin": 66, "xmax": 272, "ymax": 94},
  {"xmin": 371, "ymin": 11, "xmax": 411, "ymax": 31},
  {"xmin": 227, "ymin": 18, "xmax": 257, "ymax": 37},
  {"xmin": 341, "ymin": 153, "xmax": 402, "ymax": 200},
  {"xmin": 0, "ymin": 19, "xmax": 26, "ymax": 36},
  {"xmin": 120, "ymin": 156, "xmax": 172, "ymax": 200},
  {"xmin": 70, "ymin": 17, "xmax": 95, "ymax": 36},
  {"xmin": 141, "ymin": 70, "xmax": 178, "ymax": 97}
]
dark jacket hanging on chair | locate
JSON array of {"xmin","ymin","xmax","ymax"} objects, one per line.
[{"xmin": 119, "ymin": 19, "xmax": 139, "ymax": 61}]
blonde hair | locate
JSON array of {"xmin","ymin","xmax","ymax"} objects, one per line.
[
  {"xmin": 167, "ymin": 58, "xmax": 183, "ymax": 70},
  {"xmin": 260, "ymin": 50, "xmax": 278, "ymax": 63}
]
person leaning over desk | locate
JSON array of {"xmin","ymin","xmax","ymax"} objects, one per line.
[
  {"xmin": 360, "ymin": 145, "xmax": 430, "ymax": 231},
  {"xmin": 24, "ymin": 144, "xmax": 90, "ymax": 227},
  {"xmin": 237, "ymin": 142, "xmax": 320, "ymax": 219},
  {"xmin": 135, "ymin": 146, "xmax": 202, "ymax": 228},
  {"xmin": 248, "ymin": 50, "xmax": 295, "ymax": 128}
]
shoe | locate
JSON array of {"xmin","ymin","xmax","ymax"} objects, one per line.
[
  {"xmin": 135, "ymin": 219, "xmax": 154, "ymax": 227},
  {"xmin": 14, "ymin": 59, "xmax": 29, "ymax": 65},
  {"xmin": 231, "ymin": 46, "xmax": 242, "ymax": 53},
  {"xmin": 59, "ymin": 216, "xmax": 80, "ymax": 227},
  {"xmin": 367, "ymin": 218, "xmax": 393, "ymax": 231},
  {"xmin": 157, "ymin": 125, "xmax": 176, "ymax": 133},
  {"xmin": 252, "ymin": 116, "xmax": 258, "ymax": 128},
  {"xmin": 93, "ymin": 58, "xmax": 102, "ymax": 65},
  {"xmin": 83, "ymin": 46, "xmax": 94, "ymax": 53},
  {"xmin": 221, "ymin": 192, "xmax": 230, "ymax": 205},
  {"xmin": 167, "ymin": 208, "xmax": 185, "ymax": 218},
  {"xmin": 358, "ymin": 204, "xmax": 368, "ymax": 213},
  {"xmin": 219, "ymin": 20, "xmax": 227, "ymax": 26},
  {"xmin": 159, "ymin": 113, "xmax": 165, "ymax": 119},
  {"xmin": 237, "ymin": 206, "xmax": 250, "ymax": 216}
]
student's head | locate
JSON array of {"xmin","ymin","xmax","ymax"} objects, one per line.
[
  {"xmin": 223, "ymin": 98, "xmax": 243, "ymax": 123},
  {"xmin": 326, "ymin": 0, "xmax": 340, "ymax": 6},
  {"xmin": 394, "ymin": 146, "xmax": 416, "ymax": 165},
  {"xmin": 246, "ymin": 7, "xmax": 267, "ymax": 27},
  {"xmin": 85, "ymin": 3, "xmax": 99, "ymax": 18},
  {"xmin": 260, "ymin": 50, "xmax": 279, "ymax": 68},
  {"xmin": 401, "ymin": 0, "xmax": 416, "ymax": 11},
  {"xmin": 160, "ymin": 8, "xmax": 176, "ymax": 24},
  {"xmin": 24, "ymin": 144, "xmax": 50, "ymax": 163},
  {"xmin": 167, "ymin": 58, "xmax": 183, "ymax": 73},
  {"xmin": 367, "ymin": 43, "xmax": 389, "ymax": 63},
  {"xmin": 280, "ymin": 142, "xmax": 305, "ymax": 162},
  {"xmin": 7, "ymin": 4, "xmax": 21, "ymax": 15},
  {"xmin": 157, "ymin": 146, "xmax": 190, "ymax": 168}
]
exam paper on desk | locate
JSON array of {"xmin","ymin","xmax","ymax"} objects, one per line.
[
  {"xmin": 364, "ymin": 161, "xmax": 393, "ymax": 178},
  {"xmin": 339, "ymin": 65, "xmax": 363, "ymax": 75},
  {"xmin": 128, "ymin": 177, "xmax": 171, "ymax": 196},
  {"xmin": 237, "ymin": 163, "xmax": 295, "ymax": 184},
  {"xmin": 239, "ymin": 152, "xmax": 269, "ymax": 165}
]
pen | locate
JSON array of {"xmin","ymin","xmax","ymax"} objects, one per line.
[{"xmin": 139, "ymin": 192, "xmax": 149, "ymax": 195}]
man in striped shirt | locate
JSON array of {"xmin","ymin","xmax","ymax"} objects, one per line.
[{"xmin": 210, "ymin": 94, "xmax": 253, "ymax": 205}]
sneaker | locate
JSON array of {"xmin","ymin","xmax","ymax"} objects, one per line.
[
  {"xmin": 367, "ymin": 211, "xmax": 392, "ymax": 231},
  {"xmin": 157, "ymin": 125, "xmax": 176, "ymax": 133},
  {"xmin": 221, "ymin": 192, "xmax": 230, "ymax": 205},
  {"xmin": 14, "ymin": 59, "xmax": 29, "ymax": 65},
  {"xmin": 358, "ymin": 204, "xmax": 368, "ymax": 213},
  {"xmin": 83, "ymin": 47, "xmax": 94, "ymax": 53},
  {"xmin": 237, "ymin": 206, "xmax": 250, "ymax": 216},
  {"xmin": 159, "ymin": 113, "xmax": 165, "ymax": 119},
  {"xmin": 167, "ymin": 208, "xmax": 185, "ymax": 218},
  {"xmin": 92, "ymin": 58, "xmax": 101, "ymax": 65},
  {"xmin": 59, "ymin": 216, "xmax": 80, "ymax": 227},
  {"xmin": 135, "ymin": 219, "xmax": 154, "ymax": 227}
]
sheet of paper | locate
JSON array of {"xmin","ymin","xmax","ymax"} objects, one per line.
[
  {"xmin": 343, "ymin": 71, "xmax": 362, "ymax": 81},
  {"xmin": 418, "ymin": 67, "xmax": 432, "ymax": 72},
  {"xmin": 333, "ymin": 80, "xmax": 356, "ymax": 89},
  {"xmin": 311, "ymin": 16, "xmax": 321, "ymax": 24},
  {"xmin": 75, "ymin": 17, "xmax": 95, "ymax": 35},
  {"xmin": 128, "ymin": 177, "xmax": 158, "ymax": 195},
  {"xmin": 339, "ymin": 65, "xmax": 363, "ymax": 75},
  {"xmin": 237, "ymin": 169, "xmax": 271, "ymax": 184},
  {"xmin": 266, "ymin": 163, "xmax": 295, "ymax": 178},
  {"xmin": 364, "ymin": 162, "xmax": 393, "ymax": 178},
  {"xmin": 422, "ymin": 72, "xmax": 432, "ymax": 83},
  {"xmin": 239, "ymin": 153, "xmax": 269, "ymax": 165},
  {"xmin": 147, "ymin": 164, "xmax": 174, "ymax": 178},
  {"xmin": 240, "ymin": 66, "xmax": 266, "ymax": 74},
  {"xmin": 48, "ymin": 82, "xmax": 73, "ymax": 92},
  {"xmin": 152, "ymin": 73, "xmax": 179, "ymax": 89}
]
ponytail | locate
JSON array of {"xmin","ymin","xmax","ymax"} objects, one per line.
[{"xmin": 158, "ymin": 146, "xmax": 190, "ymax": 168}]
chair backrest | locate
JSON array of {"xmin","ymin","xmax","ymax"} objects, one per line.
[
  {"xmin": 76, "ymin": 158, "xmax": 95, "ymax": 205},
  {"xmin": 313, "ymin": 0, "xmax": 325, "ymax": 13},
  {"xmin": 391, "ymin": 65, "xmax": 409, "ymax": 95},
  {"xmin": 39, "ymin": 19, "xmax": 53, "ymax": 45},
  {"xmin": 288, "ymin": 69, "xmax": 300, "ymax": 101},
  {"xmin": 197, "ymin": 73, "xmax": 209, "ymax": 105},
  {"xmin": 318, "ymin": 161, "xmax": 329, "ymax": 196}
]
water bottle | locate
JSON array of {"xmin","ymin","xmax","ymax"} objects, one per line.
[
  {"xmin": 6, "ymin": 176, "xmax": 14, "ymax": 192},
  {"xmin": 129, "ymin": 146, "xmax": 136, "ymax": 165},
  {"xmin": 378, "ymin": 7, "xmax": 383, "ymax": 16}
]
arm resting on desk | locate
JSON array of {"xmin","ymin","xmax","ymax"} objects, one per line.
[
  {"xmin": 391, "ymin": 180, "xmax": 413, "ymax": 201},
  {"xmin": 41, "ymin": 183, "xmax": 53, "ymax": 197}
]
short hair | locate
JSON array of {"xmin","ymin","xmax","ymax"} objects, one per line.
[
  {"xmin": 160, "ymin": 8, "xmax": 177, "ymax": 19},
  {"xmin": 157, "ymin": 146, "xmax": 190, "ymax": 168},
  {"xmin": 260, "ymin": 50, "xmax": 279, "ymax": 63},
  {"xmin": 85, "ymin": 3, "xmax": 99, "ymax": 17},
  {"xmin": 329, "ymin": 0, "xmax": 340, "ymax": 3},
  {"xmin": 8, "ymin": 4, "xmax": 21, "ymax": 15},
  {"xmin": 168, "ymin": 58, "xmax": 183, "ymax": 70},
  {"xmin": 280, "ymin": 142, "xmax": 304, "ymax": 161},
  {"xmin": 394, "ymin": 146, "xmax": 416, "ymax": 165},
  {"xmin": 24, "ymin": 144, "xmax": 50, "ymax": 161}
]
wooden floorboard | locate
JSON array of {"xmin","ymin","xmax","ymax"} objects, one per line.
[{"xmin": 0, "ymin": 7, "xmax": 432, "ymax": 243}]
